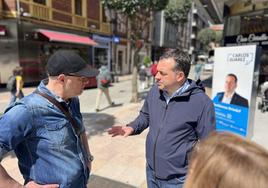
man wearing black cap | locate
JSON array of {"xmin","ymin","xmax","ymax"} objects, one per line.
[{"xmin": 0, "ymin": 50, "xmax": 98, "ymax": 188}]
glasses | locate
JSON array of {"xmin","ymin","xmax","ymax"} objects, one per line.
[{"xmin": 65, "ymin": 74, "xmax": 88, "ymax": 83}]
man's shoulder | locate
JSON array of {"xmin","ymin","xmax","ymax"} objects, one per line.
[
  {"xmin": 233, "ymin": 93, "xmax": 248, "ymax": 102},
  {"xmin": 17, "ymin": 92, "xmax": 50, "ymax": 107},
  {"xmin": 232, "ymin": 93, "xmax": 249, "ymax": 107}
]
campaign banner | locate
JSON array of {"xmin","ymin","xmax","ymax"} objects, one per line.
[{"xmin": 212, "ymin": 45, "xmax": 259, "ymax": 137}]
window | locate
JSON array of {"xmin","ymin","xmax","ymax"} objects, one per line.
[
  {"xmin": 33, "ymin": 0, "xmax": 46, "ymax": 5},
  {"xmin": 75, "ymin": 0, "xmax": 82, "ymax": 16}
]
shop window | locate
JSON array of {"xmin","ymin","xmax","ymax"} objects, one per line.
[
  {"xmin": 94, "ymin": 48, "xmax": 108, "ymax": 68},
  {"xmin": 75, "ymin": 0, "xmax": 82, "ymax": 16},
  {"xmin": 33, "ymin": 0, "xmax": 46, "ymax": 5}
]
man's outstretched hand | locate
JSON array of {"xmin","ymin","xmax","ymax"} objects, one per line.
[
  {"xmin": 25, "ymin": 181, "xmax": 59, "ymax": 188},
  {"xmin": 108, "ymin": 126, "xmax": 134, "ymax": 137}
]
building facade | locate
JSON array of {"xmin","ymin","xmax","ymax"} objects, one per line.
[
  {"xmin": 151, "ymin": 0, "xmax": 223, "ymax": 61},
  {"xmin": 0, "ymin": 0, "xmax": 130, "ymax": 85}
]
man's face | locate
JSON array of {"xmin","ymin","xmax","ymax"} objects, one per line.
[
  {"xmin": 64, "ymin": 74, "xmax": 88, "ymax": 97},
  {"xmin": 224, "ymin": 75, "xmax": 237, "ymax": 93},
  {"xmin": 155, "ymin": 58, "xmax": 184, "ymax": 94}
]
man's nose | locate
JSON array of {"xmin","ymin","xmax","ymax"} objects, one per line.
[{"xmin": 155, "ymin": 72, "xmax": 160, "ymax": 80}]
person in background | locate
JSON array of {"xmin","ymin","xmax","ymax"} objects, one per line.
[
  {"xmin": 194, "ymin": 58, "xmax": 204, "ymax": 80},
  {"xmin": 9, "ymin": 66, "xmax": 24, "ymax": 106},
  {"xmin": 95, "ymin": 64, "xmax": 114, "ymax": 112},
  {"xmin": 139, "ymin": 65, "xmax": 147, "ymax": 90},
  {"xmin": 108, "ymin": 49, "xmax": 215, "ymax": 188},
  {"xmin": 184, "ymin": 132, "xmax": 268, "ymax": 188},
  {"xmin": 150, "ymin": 61, "xmax": 158, "ymax": 84},
  {"xmin": 0, "ymin": 50, "xmax": 96, "ymax": 188}
]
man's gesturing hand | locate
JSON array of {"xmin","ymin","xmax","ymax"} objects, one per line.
[
  {"xmin": 25, "ymin": 181, "xmax": 59, "ymax": 188},
  {"xmin": 108, "ymin": 126, "xmax": 134, "ymax": 137}
]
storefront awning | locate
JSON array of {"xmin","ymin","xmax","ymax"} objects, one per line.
[{"xmin": 36, "ymin": 29, "xmax": 98, "ymax": 46}]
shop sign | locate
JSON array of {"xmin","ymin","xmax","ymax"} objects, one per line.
[
  {"xmin": 225, "ymin": 33, "xmax": 268, "ymax": 46},
  {"xmin": 113, "ymin": 36, "xmax": 120, "ymax": 43}
]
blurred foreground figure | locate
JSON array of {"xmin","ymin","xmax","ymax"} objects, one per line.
[{"xmin": 184, "ymin": 132, "xmax": 268, "ymax": 188}]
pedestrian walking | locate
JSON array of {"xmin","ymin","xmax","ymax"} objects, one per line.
[
  {"xmin": 95, "ymin": 64, "xmax": 114, "ymax": 112},
  {"xmin": 7, "ymin": 66, "xmax": 24, "ymax": 106},
  {"xmin": 0, "ymin": 50, "xmax": 97, "ymax": 188},
  {"xmin": 108, "ymin": 49, "xmax": 215, "ymax": 188},
  {"xmin": 150, "ymin": 61, "xmax": 158, "ymax": 77},
  {"xmin": 194, "ymin": 58, "xmax": 204, "ymax": 80},
  {"xmin": 150, "ymin": 62, "xmax": 158, "ymax": 84},
  {"xmin": 184, "ymin": 132, "xmax": 268, "ymax": 188},
  {"xmin": 139, "ymin": 65, "xmax": 147, "ymax": 90}
]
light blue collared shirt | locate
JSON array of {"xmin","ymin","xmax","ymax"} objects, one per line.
[{"xmin": 163, "ymin": 80, "xmax": 190, "ymax": 104}]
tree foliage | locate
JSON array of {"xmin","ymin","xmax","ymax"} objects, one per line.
[
  {"xmin": 164, "ymin": 0, "xmax": 192, "ymax": 24},
  {"xmin": 103, "ymin": 0, "xmax": 168, "ymax": 17},
  {"xmin": 197, "ymin": 28, "xmax": 217, "ymax": 47},
  {"xmin": 143, "ymin": 56, "xmax": 152, "ymax": 67},
  {"xmin": 215, "ymin": 30, "xmax": 223, "ymax": 44},
  {"xmin": 102, "ymin": 0, "xmax": 168, "ymax": 102}
]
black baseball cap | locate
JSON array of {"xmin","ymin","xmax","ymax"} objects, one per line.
[{"xmin": 46, "ymin": 50, "xmax": 98, "ymax": 77}]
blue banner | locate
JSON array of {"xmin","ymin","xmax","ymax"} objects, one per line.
[{"xmin": 213, "ymin": 99, "xmax": 249, "ymax": 137}]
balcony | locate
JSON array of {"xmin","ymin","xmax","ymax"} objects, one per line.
[
  {"xmin": 19, "ymin": 1, "xmax": 94, "ymax": 30},
  {"xmin": 73, "ymin": 15, "xmax": 86, "ymax": 27},
  {"xmin": 100, "ymin": 23, "xmax": 111, "ymax": 34},
  {"xmin": 32, "ymin": 4, "xmax": 49, "ymax": 20}
]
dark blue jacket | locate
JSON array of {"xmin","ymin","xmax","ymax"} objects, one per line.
[{"xmin": 128, "ymin": 79, "xmax": 215, "ymax": 179}]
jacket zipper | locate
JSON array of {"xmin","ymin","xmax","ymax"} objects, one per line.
[{"xmin": 153, "ymin": 104, "xmax": 168, "ymax": 178}]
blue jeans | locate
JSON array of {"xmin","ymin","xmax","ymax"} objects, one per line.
[{"xmin": 146, "ymin": 164, "xmax": 185, "ymax": 188}]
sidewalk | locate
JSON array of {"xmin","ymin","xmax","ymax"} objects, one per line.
[{"xmin": 2, "ymin": 102, "xmax": 148, "ymax": 188}]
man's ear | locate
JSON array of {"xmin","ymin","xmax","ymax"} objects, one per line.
[
  {"xmin": 57, "ymin": 74, "xmax": 65, "ymax": 83},
  {"xmin": 176, "ymin": 71, "xmax": 185, "ymax": 82}
]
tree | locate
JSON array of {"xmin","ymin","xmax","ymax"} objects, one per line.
[
  {"xmin": 143, "ymin": 56, "xmax": 152, "ymax": 67},
  {"xmin": 164, "ymin": 0, "xmax": 192, "ymax": 48},
  {"xmin": 215, "ymin": 30, "xmax": 223, "ymax": 44},
  {"xmin": 102, "ymin": 0, "xmax": 168, "ymax": 102},
  {"xmin": 197, "ymin": 28, "xmax": 223, "ymax": 51},
  {"xmin": 197, "ymin": 28, "xmax": 217, "ymax": 51},
  {"xmin": 164, "ymin": 0, "xmax": 192, "ymax": 25}
]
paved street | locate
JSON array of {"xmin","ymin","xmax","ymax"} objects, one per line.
[{"xmin": 0, "ymin": 67, "xmax": 268, "ymax": 188}]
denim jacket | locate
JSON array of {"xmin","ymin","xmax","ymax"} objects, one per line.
[{"xmin": 0, "ymin": 80, "xmax": 89, "ymax": 188}]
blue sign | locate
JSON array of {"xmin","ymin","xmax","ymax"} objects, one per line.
[
  {"xmin": 113, "ymin": 36, "xmax": 120, "ymax": 43},
  {"xmin": 212, "ymin": 45, "xmax": 259, "ymax": 138},
  {"xmin": 213, "ymin": 100, "xmax": 249, "ymax": 137}
]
